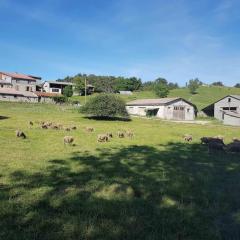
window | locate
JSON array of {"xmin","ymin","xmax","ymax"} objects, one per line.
[
  {"xmin": 174, "ymin": 106, "xmax": 185, "ymax": 111},
  {"xmin": 228, "ymin": 98, "xmax": 231, "ymax": 103},
  {"xmin": 1, "ymin": 85, "xmax": 3, "ymax": 88},
  {"xmin": 52, "ymin": 88, "xmax": 60, "ymax": 92},
  {"xmin": 26, "ymin": 86, "xmax": 30, "ymax": 91},
  {"xmin": 187, "ymin": 108, "xmax": 190, "ymax": 112}
]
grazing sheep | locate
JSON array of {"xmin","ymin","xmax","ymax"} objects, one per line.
[
  {"xmin": 117, "ymin": 131, "xmax": 125, "ymax": 138},
  {"xmin": 226, "ymin": 142, "xmax": 240, "ymax": 153},
  {"xmin": 208, "ymin": 141, "xmax": 225, "ymax": 153},
  {"xmin": 64, "ymin": 127, "xmax": 71, "ymax": 131},
  {"xmin": 97, "ymin": 134, "xmax": 109, "ymax": 142},
  {"xmin": 29, "ymin": 121, "xmax": 33, "ymax": 126},
  {"xmin": 15, "ymin": 130, "xmax": 26, "ymax": 139},
  {"xmin": 71, "ymin": 126, "xmax": 77, "ymax": 130},
  {"xmin": 106, "ymin": 133, "xmax": 113, "ymax": 138},
  {"xmin": 233, "ymin": 137, "xmax": 240, "ymax": 143},
  {"xmin": 51, "ymin": 125, "xmax": 59, "ymax": 130},
  {"xmin": 41, "ymin": 124, "xmax": 48, "ymax": 129},
  {"xmin": 126, "ymin": 131, "xmax": 134, "ymax": 138},
  {"xmin": 183, "ymin": 134, "xmax": 192, "ymax": 142},
  {"xmin": 86, "ymin": 127, "xmax": 94, "ymax": 132},
  {"xmin": 201, "ymin": 137, "xmax": 224, "ymax": 145},
  {"xmin": 63, "ymin": 136, "xmax": 74, "ymax": 145}
]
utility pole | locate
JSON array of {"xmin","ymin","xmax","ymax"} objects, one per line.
[{"xmin": 85, "ymin": 77, "xmax": 87, "ymax": 104}]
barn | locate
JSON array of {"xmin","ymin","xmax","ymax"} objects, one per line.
[
  {"xmin": 126, "ymin": 98, "xmax": 196, "ymax": 120},
  {"xmin": 202, "ymin": 95, "xmax": 240, "ymax": 126}
]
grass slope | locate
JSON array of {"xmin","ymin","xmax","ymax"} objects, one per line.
[
  {"xmin": 71, "ymin": 86, "xmax": 240, "ymax": 110},
  {"xmin": 0, "ymin": 102, "xmax": 240, "ymax": 239}
]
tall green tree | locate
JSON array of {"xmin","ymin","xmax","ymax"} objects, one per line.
[
  {"xmin": 63, "ymin": 86, "xmax": 73, "ymax": 97},
  {"xmin": 154, "ymin": 83, "xmax": 169, "ymax": 98},
  {"xmin": 188, "ymin": 78, "xmax": 201, "ymax": 94}
]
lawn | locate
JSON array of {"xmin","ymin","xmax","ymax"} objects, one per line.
[{"xmin": 0, "ymin": 102, "xmax": 240, "ymax": 239}]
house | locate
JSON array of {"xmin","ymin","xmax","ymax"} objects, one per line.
[
  {"xmin": 126, "ymin": 98, "xmax": 196, "ymax": 120},
  {"xmin": 202, "ymin": 95, "xmax": 240, "ymax": 126},
  {"xmin": 42, "ymin": 81, "xmax": 74, "ymax": 94},
  {"xmin": 0, "ymin": 88, "xmax": 38, "ymax": 102},
  {"xmin": 0, "ymin": 72, "xmax": 38, "ymax": 92}
]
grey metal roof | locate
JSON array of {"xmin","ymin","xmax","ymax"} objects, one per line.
[
  {"xmin": 127, "ymin": 98, "xmax": 180, "ymax": 106},
  {"xmin": 46, "ymin": 81, "xmax": 74, "ymax": 85},
  {"xmin": 230, "ymin": 95, "xmax": 240, "ymax": 100}
]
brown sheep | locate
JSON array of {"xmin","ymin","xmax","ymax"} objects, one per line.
[
  {"xmin": 15, "ymin": 130, "xmax": 26, "ymax": 139},
  {"xmin": 41, "ymin": 124, "xmax": 48, "ymax": 129},
  {"xmin": 29, "ymin": 121, "xmax": 33, "ymax": 126},
  {"xmin": 201, "ymin": 137, "xmax": 224, "ymax": 145},
  {"xmin": 97, "ymin": 134, "xmax": 109, "ymax": 142},
  {"xmin": 86, "ymin": 127, "xmax": 94, "ymax": 132},
  {"xmin": 117, "ymin": 131, "xmax": 125, "ymax": 138},
  {"xmin": 183, "ymin": 134, "xmax": 192, "ymax": 142},
  {"xmin": 71, "ymin": 126, "xmax": 77, "ymax": 130},
  {"xmin": 208, "ymin": 141, "xmax": 225, "ymax": 153},
  {"xmin": 226, "ymin": 142, "xmax": 240, "ymax": 153},
  {"xmin": 63, "ymin": 136, "xmax": 74, "ymax": 145},
  {"xmin": 64, "ymin": 127, "xmax": 71, "ymax": 131}
]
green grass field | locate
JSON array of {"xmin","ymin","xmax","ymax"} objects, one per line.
[
  {"xmin": 72, "ymin": 86, "xmax": 240, "ymax": 110},
  {"xmin": 1, "ymin": 102, "xmax": 240, "ymax": 239}
]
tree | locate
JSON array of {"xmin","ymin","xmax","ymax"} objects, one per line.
[
  {"xmin": 154, "ymin": 83, "xmax": 169, "ymax": 98},
  {"xmin": 188, "ymin": 78, "xmax": 201, "ymax": 94},
  {"xmin": 63, "ymin": 86, "xmax": 73, "ymax": 97},
  {"xmin": 234, "ymin": 83, "xmax": 240, "ymax": 88},
  {"xmin": 211, "ymin": 81, "xmax": 224, "ymax": 86},
  {"xmin": 155, "ymin": 78, "xmax": 168, "ymax": 85},
  {"xmin": 73, "ymin": 76, "xmax": 85, "ymax": 95},
  {"xmin": 168, "ymin": 82, "xmax": 179, "ymax": 90},
  {"xmin": 80, "ymin": 94, "xmax": 129, "ymax": 119}
]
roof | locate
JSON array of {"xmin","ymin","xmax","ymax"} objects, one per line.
[
  {"xmin": 45, "ymin": 81, "xmax": 74, "ymax": 85},
  {"xmin": 0, "ymin": 72, "xmax": 37, "ymax": 81},
  {"xmin": 127, "ymin": 98, "xmax": 181, "ymax": 106},
  {"xmin": 202, "ymin": 95, "xmax": 240, "ymax": 110},
  {"xmin": 34, "ymin": 91, "xmax": 61, "ymax": 97},
  {"xmin": 0, "ymin": 88, "xmax": 38, "ymax": 97}
]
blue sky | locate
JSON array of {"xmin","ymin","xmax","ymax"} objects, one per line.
[{"xmin": 0, "ymin": 0, "xmax": 240, "ymax": 85}]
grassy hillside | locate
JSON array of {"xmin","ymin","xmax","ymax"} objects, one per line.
[
  {"xmin": 1, "ymin": 102, "xmax": 240, "ymax": 239},
  {"xmin": 71, "ymin": 86, "xmax": 240, "ymax": 110}
]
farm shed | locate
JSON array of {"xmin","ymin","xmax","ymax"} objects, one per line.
[
  {"xmin": 126, "ymin": 98, "xmax": 196, "ymax": 120},
  {"xmin": 202, "ymin": 95, "xmax": 240, "ymax": 125}
]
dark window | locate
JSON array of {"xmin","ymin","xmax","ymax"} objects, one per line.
[{"xmin": 228, "ymin": 98, "xmax": 231, "ymax": 103}]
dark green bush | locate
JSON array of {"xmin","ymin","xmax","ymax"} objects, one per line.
[
  {"xmin": 52, "ymin": 96, "xmax": 68, "ymax": 104},
  {"xmin": 80, "ymin": 94, "xmax": 129, "ymax": 119},
  {"xmin": 63, "ymin": 86, "xmax": 73, "ymax": 97}
]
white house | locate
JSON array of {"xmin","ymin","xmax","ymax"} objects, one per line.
[
  {"xmin": 126, "ymin": 98, "xmax": 196, "ymax": 120},
  {"xmin": 42, "ymin": 81, "xmax": 74, "ymax": 94}
]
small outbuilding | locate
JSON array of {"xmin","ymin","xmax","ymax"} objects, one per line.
[{"xmin": 126, "ymin": 98, "xmax": 196, "ymax": 120}]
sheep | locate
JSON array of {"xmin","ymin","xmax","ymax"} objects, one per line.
[
  {"xmin": 106, "ymin": 133, "xmax": 113, "ymax": 138},
  {"xmin": 233, "ymin": 137, "xmax": 240, "ymax": 143},
  {"xmin": 126, "ymin": 131, "xmax": 134, "ymax": 138},
  {"xmin": 71, "ymin": 126, "xmax": 77, "ymax": 130},
  {"xmin": 201, "ymin": 137, "xmax": 224, "ymax": 145},
  {"xmin": 183, "ymin": 134, "xmax": 192, "ymax": 142},
  {"xmin": 117, "ymin": 131, "xmax": 125, "ymax": 138},
  {"xmin": 208, "ymin": 141, "xmax": 225, "ymax": 153},
  {"xmin": 41, "ymin": 124, "xmax": 48, "ymax": 129},
  {"xmin": 29, "ymin": 121, "xmax": 33, "ymax": 126},
  {"xmin": 51, "ymin": 125, "xmax": 60, "ymax": 130},
  {"xmin": 64, "ymin": 127, "xmax": 71, "ymax": 131},
  {"xmin": 86, "ymin": 127, "xmax": 94, "ymax": 132},
  {"xmin": 226, "ymin": 142, "xmax": 240, "ymax": 153},
  {"xmin": 63, "ymin": 136, "xmax": 74, "ymax": 145},
  {"xmin": 15, "ymin": 130, "xmax": 26, "ymax": 139},
  {"xmin": 97, "ymin": 134, "xmax": 109, "ymax": 142}
]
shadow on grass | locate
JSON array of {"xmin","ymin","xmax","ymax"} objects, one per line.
[
  {"xmin": 84, "ymin": 116, "xmax": 131, "ymax": 121},
  {"xmin": 1, "ymin": 143, "xmax": 240, "ymax": 239},
  {"xmin": 0, "ymin": 116, "xmax": 9, "ymax": 120}
]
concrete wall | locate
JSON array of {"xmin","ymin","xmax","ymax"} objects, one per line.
[
  {"xmin": 0, "ymin": 94, "xmax": 38, "ymax": 102},
  {"xmin": 43, "ymin": 82, "xmax": 62, "ymax": 93},
  {"xmin": 214, "ymin": 96, "xmax": 240, "ymax": 121},
  {"xmin": 223, "ymin": 114, "xmax": 240, "ymax": 126}
]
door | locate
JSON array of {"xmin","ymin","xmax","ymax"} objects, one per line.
[{"xmin": 173, "ymin": 106, "xmax": 185, "ymax": 120}]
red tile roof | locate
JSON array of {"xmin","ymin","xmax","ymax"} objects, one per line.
[
  {"xmin": 0, "ymin": 72, "xmax": 37, "ymax": 81},
  {"xmin": 34, "ymin": 91, "xmax": 61, "ymax": 97}
]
